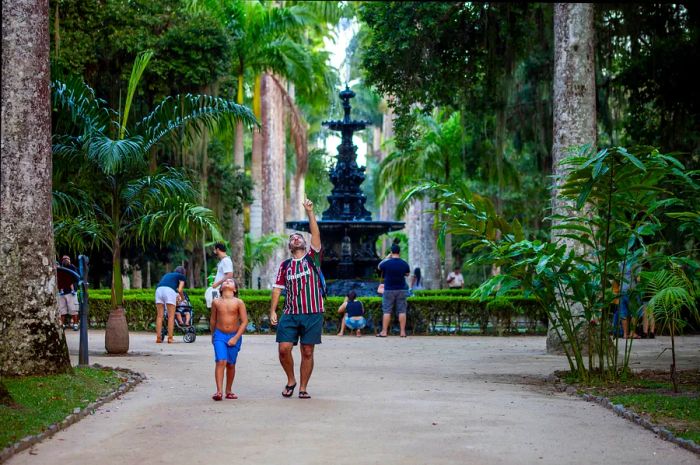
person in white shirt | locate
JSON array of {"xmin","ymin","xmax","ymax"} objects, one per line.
[
  {"xmin": 446, "ymin": 266, "xmax": 464, "ymax": 289},
  {"xmin": 212, "ymin": 242, "xmax": 234, "ymax": 289}
]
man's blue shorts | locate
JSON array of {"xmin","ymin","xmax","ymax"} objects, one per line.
[
  {"xmin": 275, "ymin": 313, "xmax": 323, "ymax": 345},
  {"xmin": 212, "ymin": 329, "xmax": 242, "ymax": 364}
]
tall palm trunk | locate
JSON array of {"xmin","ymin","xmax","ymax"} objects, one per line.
[
  {"xmin": 259, "ymin": 73, "xmax": 287, "ymax": 287},
  {"xmin": 548, "ymin": 3, "xmax": 597, "ymax": 354},
  {"xmin": 407, "ymin": 198, "xmax": 440, "ymax": 289},
  {"xmin": 230, "ymin": 73, "xmax": 246, "ymax": 285},
  {"xmin": 0, "ymin": 0, "xmax": 71, "ymax": 375},
  {"xmin": 379, "ymin": 106, "xmax": 398, "ymax": 256},
  {"xmin": 250, "ymin": 75, "xmax": 264, "ymax": 288}
]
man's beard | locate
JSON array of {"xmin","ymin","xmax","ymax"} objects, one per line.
[{"xmin": 289, "ymin": 244, "xmax": 306, "ymax": 253}]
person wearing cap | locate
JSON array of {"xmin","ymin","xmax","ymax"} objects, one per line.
[
  {"xmin": 377, "ymin": 244, "xmax": 411, "ymax": 337},
  {"xmin": 57, "ymin": 255, "xmax": 80, "ymax": 331},
  {"xmin": 155, "ymin": 265, "xmax": 187, "ymax": 343}
]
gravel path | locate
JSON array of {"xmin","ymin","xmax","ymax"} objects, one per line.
[{"xmin": 7, "ymin": 331, "xmax": 700, "ymax": 465}]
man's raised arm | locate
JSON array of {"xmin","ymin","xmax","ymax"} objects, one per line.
[{"xmin": 304, "ymin": 198, "xmax": 321, "ymax": 251}]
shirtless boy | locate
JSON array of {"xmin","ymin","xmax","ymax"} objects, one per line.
[{"xmin": 210, "ymin": 278, "xmax": 248, "ymax": 401}]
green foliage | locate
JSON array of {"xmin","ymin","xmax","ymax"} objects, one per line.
[
  {"xmin": 641, "ymin": 264, "xmax": 699, "ymax": 392},
  {"xmin": 304, "ymin": 148, "xmax": 333, "ymax": 213},
  {"xmin": 610, "ymin": 393, "xmax": 700, "ymax": 444},
  {"xmin": 52, "ymin": 53, "xmax": 258, "ymax": 307},
  {"xmin": 404, "ymin": 146, "xmax": 699, "ymax": 382},
  {"xmin": 243, "ymin": 233, "xmax": 286, "ymax": 287},
  {"xmin": 85, "ymin": 288, "xmax": 542, "ymax": 335},
  {"xmin": 0, "ymin": 368, "xmax": 122, "ymax": 450}
]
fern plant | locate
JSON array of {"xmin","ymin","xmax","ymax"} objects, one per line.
[{"xmin": 641, "ymin": 265, "xmax": 698, "ymax": 392}]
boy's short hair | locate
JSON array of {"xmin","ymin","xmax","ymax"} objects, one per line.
[
  {"xmin": 390, "ymin": 244, "xmax": 400, "ymax": 254},
  {"xmin": 214, "ymin": 242, "xmax": 226, "ymax": 253},
  {"xmin": 174, "ymin": 265, "xmax": 186, "ymax": 275}
]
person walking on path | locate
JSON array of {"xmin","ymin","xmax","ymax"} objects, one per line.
[
  {"xmin": 210, "ymin": 278, "xmax": 248, "ymax": 401},
  {"xmin": 377, "ymin": 244, "xmax": 410, "ymax": 338},
  {"xmin": 154, "ymin": 266, "xmax": 186, "ymax": 343},
  {"xmin": 57, "ymin": 255, "xmax": 80, "ymax": 330},
  {"xmin": 212, "ymin": 243, "xmax": 234, "ymax": 290},
  {"xmin": 269, "ymin": 199, "xmax": 324, "ymax": 399}
]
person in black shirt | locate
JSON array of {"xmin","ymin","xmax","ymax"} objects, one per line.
[
  {"xmin": 377, "ymin": 244, "xmax": 411, "ymax": 337},
  {"xmin": 336, "ymin": 291, "xmax": 366, "ymax": 337}
]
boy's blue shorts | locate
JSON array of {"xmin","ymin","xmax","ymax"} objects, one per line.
[{"xmin": 212, "ymin": 329, "xmax": 242, "ymax": 364}]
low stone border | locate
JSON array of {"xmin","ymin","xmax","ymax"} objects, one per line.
[
  {"xmin": 0, "ymin": 364, "xmax": 145, "ymax": 463},
  {"xmin": 549, "ymin": 376, "xmax": 700, "ymax": 455}
]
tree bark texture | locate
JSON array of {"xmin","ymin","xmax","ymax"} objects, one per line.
[
  {"xmin": 406, "ymin": 199, "xmax": 440, "ymax": 289},
  {"xmin": 548, "ymin": 3, "xmax": 597, "ymax": 354},
  {"xmin": 0, "ymin": 0, "xmax": 71, "ymax": 376},
  {"xmin": 259, "ymin": 74, "xmax": 287, "ymax": 288}
]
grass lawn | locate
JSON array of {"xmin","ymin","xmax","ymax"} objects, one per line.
[
  {"xmin": 610, "ymin": 393, "xmax": 700, "ymax": 444},
  {"xmin": 0, "ymin": 367, "xmax": 123, "ymax": 450},
  {"xmin": 580, "ymin": 369, "xmax": 700, "ymax": 445}
]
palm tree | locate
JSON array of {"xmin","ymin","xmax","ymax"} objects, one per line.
[
  {"xmin": 189, "ymin": 0, "xmax": 339, "ymax": 279},
  {"xmin": 243, "ymin": 233, "xmax": 286, "ymax": 288},
  {"xmin": 52, "ymin": 51, "xmax": 258, "ymax": 310},
  {"xmin": 377, "ymin": 109, "xmax": 468, "ymax": 288}
]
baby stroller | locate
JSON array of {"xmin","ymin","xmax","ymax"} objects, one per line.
[{"xmin": 162, "ymin": 293, "xmax": 197, "ymax": 343}]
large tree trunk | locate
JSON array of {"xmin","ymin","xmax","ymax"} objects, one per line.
[
  {"xmin": 0, "ymin": 0, "xmax": 71, "ymax": 376},
  {"xmin": 250, "ymin": 75, "xmax": 264, "ymax": 288},
  {"xmin": 230, "ymin": 74, "xmax": 246, "ymax": 286},
  {"xmin": 379, "ymin": 106, "xmax": 398, "ymax": 256},
  {"xmin": 548, "ymin": 3, "xmax": 597, "ymax": 354},
  {"xmin": 406, "ymin": 198, "xmax": 440, "ymax": 289},
  {"xmin": 259, "ymin": 74, "xmax": 287, "ymax": 288}
]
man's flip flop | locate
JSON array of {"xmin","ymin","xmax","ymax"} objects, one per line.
[
  {"xmin": 298, "ymin": 391, "xmax": 311, "ymax": 399},
  {"xmin": 376, "ymin": 334, "xmax": 387, "ymax": 337},
  {"xmin": 282, "ymin": 383, "xmax": 297, "ymax": 398},
  {"xmin": 225, "ymin": 392, "xmax": 238, "ymax": 399},
  {"xmin": 212, "ymin": 392, "xmax": 223, "ymax": 401}
]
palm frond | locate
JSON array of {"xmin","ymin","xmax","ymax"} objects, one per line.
[
  {"xmin": 120, "ymin": 50, "xmax": 154, "ymax": 139},
  {"xmin": 131, "ymin": 199, "xmax": 222, "ymax": 245},
  {"xmin": 121, "ymin": 169, "xmax": 198, "ymax": 219},
  {"xmin": 86, "ymin": 135, "xmax": 146, "ymax": 175},
  {"xmin": 135, "ymin": 94, "xmax": 258, "ymax": 153},
  {"xmin": 51, "ymin": 76, "xmax": 113, "ymax": 135}
]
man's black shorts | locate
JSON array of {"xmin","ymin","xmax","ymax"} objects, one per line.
[{"xmin": 275, "ymin": 312, "xmax": 323, "ymax": 345}]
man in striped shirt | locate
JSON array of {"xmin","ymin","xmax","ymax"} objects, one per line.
[{"xmin": 270, "ymin": 198, "xmax": 323, "ymax": 399}]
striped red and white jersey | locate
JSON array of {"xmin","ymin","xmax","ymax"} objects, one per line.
[{"xmin": 273, "ymin": 247, "xmax": 325, "ymax": 315}]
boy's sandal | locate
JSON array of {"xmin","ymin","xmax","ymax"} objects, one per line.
[
  {"xmin": 282, "ymin": 383, "xmax": 297, "ymax": 398},
  {"xmin": 225, "ymin": 392, "xmax": 238, "ymax": 399},
  {"xmin": 212, "ymin": 392, "xmax": 223, "ymax": 401},
  {"xmin": 155, "ymin": 337, "xmax": 163, "ymax": 343},
  {"xmin": 298, "ymin": 391, "xmax": 311, "ymax": 399},
  {"xmin": 167, "ymin": 337, "xmax": 174, "ymax": 343}
]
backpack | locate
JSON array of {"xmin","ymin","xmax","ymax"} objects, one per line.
[{"xmin": 282, "ymin": 254, "xmax": 328, "ymax": 298}]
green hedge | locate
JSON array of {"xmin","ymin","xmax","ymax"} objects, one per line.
[{"xmin": 85, "ymin": 289, "xmax": 545, "ymax": 335}]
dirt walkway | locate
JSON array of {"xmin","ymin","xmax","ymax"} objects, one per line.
[{"xmin": 7, "ymin": 331, "xmax": 700, "ymax": 465}]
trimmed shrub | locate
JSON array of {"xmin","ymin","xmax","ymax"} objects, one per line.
[{"xmin": 85, "ymin": 289, "xmax": 544, "ymax": 334}]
